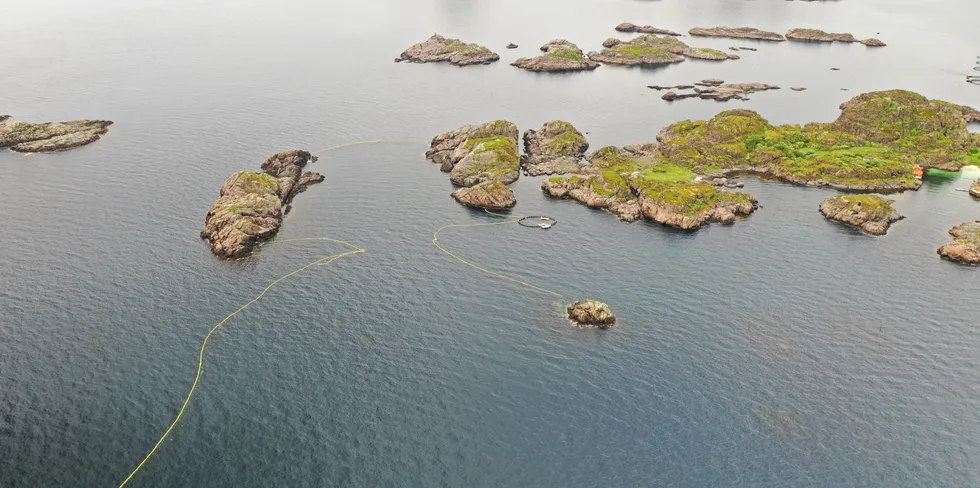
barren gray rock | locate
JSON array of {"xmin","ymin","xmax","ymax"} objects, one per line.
[
  {"xmin": 397, "ymin": 34, "xmax": 499, "ymax": 66},
  {"xmin": 567, "ymin": 300, "xmax": 617, "ymax": 328},
  {"xmin": 0, "ymin": 118, "xmax": 113, "ymax": 152},
  {"xmin": 615, "ymin": 22, "xmax": 681, "ymax": 36},
  {"xmin": 450, "ymin": 180, "xmax": 516, "ymax": 209},
  {"xmin": 689, "ymin": 26, "xmax": 785, "ymax": 41}
]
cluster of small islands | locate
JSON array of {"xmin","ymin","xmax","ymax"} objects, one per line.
[{"xmin": 4, "ymin": 25, "xmax": 980, "ymax": 324}]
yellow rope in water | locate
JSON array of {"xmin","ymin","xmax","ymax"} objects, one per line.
[
  {"xmin": 117, "ymin": 237, "xmax": 365, "ymax": 488},
  {"xmin": 311, "ymin": 139, "xmax": 427, "ymax": 157},
  {"xmin": 432, "ymin": 211, "xmax": 563, "ymax": 298}
]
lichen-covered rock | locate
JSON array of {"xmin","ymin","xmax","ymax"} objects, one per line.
[
  {"xmin": 655, "ymin": 90, "xmax": 980, "ymax": 191},
  {"xmin": 521, "ymin": 120, "xmax": 590, "ymax": 175},
  {"xmin": 819, "ymin": 194, "xmax": 904, "ymax": 235},
  {"xmin": 636, "ymin": 180, "xmax": 757, "ymax": 229},
  {"xmin": 567, "ymin": 300, "xmax": 616, "ymax": 328},
  {"xmin": 449, "ymin": 135, "xmax": 520, "ymax": 187},
  {"xmin": 426, "ymin": 120, "xmax": 519, "ymax": 172},
  {"xmin": 615, "ymin": 23, "xmax": 681, "ymax": 36},
  {"xmin": 785, "ymin": 28, "xmax": 885, "ymax": 47},
  {"xmin": 938, "ymin": 222, "xmax": 980, "ymax": 265},
  {"xmin": 0, "ymin": 119, "xmax": 113, "ymax": 152},
  {"xmin": 450, "ymin": 180, "xmax": 516, "ymax": 209},
  {"xmin": 689, "ymin": 26, "xmax": 785, "ymax": 41},
  {"xmin": 587, "ymin": 35, "xmax": 737, "ymax": 66},
  {"xmin": 201, "ymin": 150, "xmax": 322, "ymax": 259},
  {"xmin": 396, "ymin": 34, "xmax": 499, "ymax": 66},
  {"xmin": 511, "ymin": 40, "xmax": 599, "ymax": 72}
]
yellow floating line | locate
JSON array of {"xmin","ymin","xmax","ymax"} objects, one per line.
[
  {"xmin": 311, "ymin": 139, "xmax": 427, "ymax": 158},
  {"xmin": 118, "ymin": 237, "xmax": 365, "ymax": 488},
  {"xmin": 432, "ymin": 211, "xmax": 563, "ymax": 298}
]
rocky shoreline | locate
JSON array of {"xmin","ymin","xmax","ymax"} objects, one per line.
[
  {"xmin": 451, "ymin": 180, "xmax": 516, "ymax": 209},
  {"xmin": 819, "ymin": 194, "xmax": 904, "ymax": 235},
  {"xmin": 0, "ymin": 118, "xmax": 113, "ymax": 152},
  {"xmin": 658, "ymin": 81, "xmax": 781, "ymax": 102},
  {"xmin": 785, "ymin": 28, "xmax": 885, "ymax": 46},
  {"xmin": 938, "ymin": 222, "xmax": 980, "ymax": 265},
  {"xmin": 511, "ymin": 40, "xmax": 599, "ymax": 72},
  {"xmin": 201, "ymin": 150, "xmax": 323, "ymax": 259},
  {"xmin": 396, "ymin": 34, "xmax": 499, "ymax": 66}
]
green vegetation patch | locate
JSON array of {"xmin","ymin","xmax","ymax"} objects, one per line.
[
  {"xmin": 544, "ymin": 130, "xmax": 586, "ymax": 156},
  {"xmin": 463, "ymin": 135, "xmax": 520, "ymax": 173},
  {"xmin": 636, "ymin": 180, "xmax": 754, "ymax": 217},
  {"xmin": 547, "ymin": 48, "xmax": 585, "ymax": 61},
  {"xmin": 611, "ymin": 43, "xmax": 673, "ymax": 58}
]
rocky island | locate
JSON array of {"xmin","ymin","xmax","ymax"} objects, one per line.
[
  {"xmin": 567, "ymin": 300, "xmax": 617, "ymax": 328},
  {"xmin": 542, "ymin": 144, "xmax": 757, "ymax": 228},
  {"xmin": 0, "ymin": 118, "xmax": 113, "ymax": 152},
  {"xmin": 450, "ymin": 180, "xmax": 516, "ymax": 210},
  {"xmin": 660, "ymin": 81, "xmax": 781, "ymax": 102},
  {"xmin": 521, "ymin": 120, "xmax": 590, "ymax": 175},
  {"xmin": 396, "ymin": 34, "xmax": 499, "ymax": 66},
  {"xmin": 819, "ymin": 194, "xmax": 904, "ymax": 235},
  {"xmin": 688, "ymin": 26, "xmax": 785, "ymax": 41},
  {"xmin": 589, "ymin": 35, "xmax": 738, "ymax": 66},
  {"xmin": 201, "ymin": 150, "xmax": 323, "ymax": 258},
  {"xmin": 615, "ymin": 23, "xmax": 681, "ymax": 36},
  {"xmin": 938, "ymin": 222, "xmax": 980, "ymax": 265},
  {"xmin": 511, "ymin": 40, "xmax": 599, "ymax": 72},
  {"xmin": 426, "ymin": 120, "xmax": 520, "ymax": 187},
  {"xmin": 785, "ymin": 28, "xmax": 886, "ymax": 46}
]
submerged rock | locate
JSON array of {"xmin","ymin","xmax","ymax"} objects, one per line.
[
  {"xmin": 511, "ymin": 40, "xmax": 599, "ymax": 72},
  {"xmin": 938, "ymin": 222, "xmax": 980, "ymax": 265},
  {"xmin": 588, "ymin": 34, "xmax": 737, "ymax": 66},
  {"xmin": 426, "ymin": 120, "xmax": 519, "ymax": 172},
  {"xmin": 819, "ymin": 194, "xmax": 904, "ymax": 235},
  {"xmin": 201, "ymin": 150, "xmax": 322, "ymax": 259},
  {"xmin": 0, "ymin": 118, "xmax": 113, "ymax": 152},
  {"xmin": 521, "ymin": 120, "xmax": 590, "ymax": 175},
  {"xmin": 785, "ymin": 28, "xmax": 886, "ymax": 47},
  {"xmin": 688, "ymin": 26, "xmax": 785, "ymax": 41},
  {"xmin": 450, "ymin": 180, "xmax": 516, "ymax": 209},
  {"xmin": 662, "ymin": 82, "xmax": 780, "ymax": 102},
  {"xmin": 397, "ymin": 34, "xmax": 499, "ymax": 66},
  {"xmin": 567, "ymin": 300, "xmax": 616, "ymax": 328},
  {"xmin": 615, "ymin": 22, "xmax": 681, "ymax": 36}
]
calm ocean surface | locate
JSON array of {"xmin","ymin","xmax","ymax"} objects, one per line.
[{"xmin": 2, "ymin": 0, "xmax": 980, "ymax": 486}]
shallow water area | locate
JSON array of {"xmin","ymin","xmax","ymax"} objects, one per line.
[{"xmin": 2, "ymin": 0, "xmax": 980, "ymax": 486}]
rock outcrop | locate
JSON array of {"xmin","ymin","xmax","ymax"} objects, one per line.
[
  {"xmin": 0, "ymin": 115, "xmax": 9, "ymax": 123},
  {"xmin": 567, "ymin": 300, "xmax": 616, "ymax": 328},
  {"xmin": 688, "ymin": 26, "xmax": 786, "ymax": 41},
  {"xmin": 511, "ymin": 40, "xmax": 599, "ymax": 72},
  {"xmin": 588, "ymin": 35, "xmax": 738, "ymax": 66},
  {"xmin": 785, "ymin": 28, "xmax": 886, "ymax": 47},
  {"xmin": 615, "ymin": 23, "xmax": 681, "ymax": 36},
  {"xmin": 426, "ymin": 120, "xmax": 519, "ymax": 173},
  {"xmin": 450, "ymin": 180, "xmax": 516, "ymax": 209},
  {"xmin": 396, "ymin": 34, "xmax": 499, "ymax": 66},
  {"xmin": 970, "ymin": 179, "xmax": 980, "ymax": 198},
  {"xmin": 521, "ymin": 120, "xmax": 590, "ymax": 175},
  {"xmin": 938, "ymin": 222, "xmax": 980, "ymax": 265},
  {"xmin": 201, "ymin": 150, "xmax": 323, "ymax": 259},
  {"xmin": 819, "ymin": 194, "xmax": 904, "ymax": 235},
  {"xmin": 662, "ymin": 82, "xmax": 780, "ymax": 102},
  {"xmin": 0, "ymin": 118, "xmax": 113, "ymax": 152}
]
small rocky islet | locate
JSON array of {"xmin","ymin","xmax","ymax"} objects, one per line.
[
  {"xmin": 688, "ymin": 26, "xmax": 786, "ymax": 41},
  {"xmin": 0, "ymin": 117, "xmax": 113, "ymax": 153},
  {"xmin": 938, "ymin": 222, "xmax": 980, "ymax": 265},
  {"xmin": 656, "ymin": 80, "xmax": 782, "ymax": 102},
  {"xmin": 201, "ymin": 149, "xmax": 323, "ymax": 259},
  {"xmin": 511, "ymin": 40, "xmax": 599, "ymax": 72},
  {"xmin": 396, "ymin": 34, "xmax": 499, "ymax": 66},
  {"xmin": 425, "ymin": 120, "xmax": 520, "ymax": 187},
  {"xmin": 521, "ymin": 120, "xmax": 590, "ymax": 176},
  {"xmin": 819, "ymin": 194, "xmax": 904, "ymax": 235},
  {"xmin": 567, "ymin": 300, "xmax": 617, "ymax": 328},
  {"xmin": 614, "ymin": 22, "xmax": 681, "ymax": 36},
  {"xmin": 589, "ymin": 35, "xmax": 738, "ymax": 66},
  {"xmin": 785, "ymin": 28, "xmax": 885, "ymax": 46}
]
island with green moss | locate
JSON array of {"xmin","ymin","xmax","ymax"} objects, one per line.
[
  {"xmin": 615, "ymin": 23, "xmax": 681, "ymax": 36},
  {"xmin": 451, "ymin": 180, "xmax": 516, "ymax": 209},
  {"xmin": 511, "ymin": 40, "xmax": 599, "ymax": 72},
  {"xmin": 396, "ymin": 34, "xmax": 499, "ymax": 66},
  {"xmin": 819, "ymin": 194, "xmax": 904, "ymax": 235},
  {"xmin": 522, "ymin": 120, "xmax": 590, "ymax": 175},
  {"xmin": 0, "ymin": 117, "xmax": 113, "ymax": 152},
  {"xmin": 426, "ymin": 120, "xmax": 521, "ymax": 207},
  {"xmin": 588, "ymin": 35, "xmax": 738, "ymax": 66},
  {"xmin": 542, "ymin": 144, "xmax": 757, "ymax": 228},
  {"xmin": 688, "ymin": 26, "xmax": 785, "ymax": 41},
  {"xmin": 201, "ymin": 150, "xmax": 323, "ymax": 258},
  {"xmin": 938, "ymin": 222, "xmax": 980, "ymax": 265},
  {"xmin": 655, "ymin": 90, "xmax": 980, "ymax": 191},
  {"xmin": 785, "ymin": 28, "xmax": 885, "ymax": 46}
]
